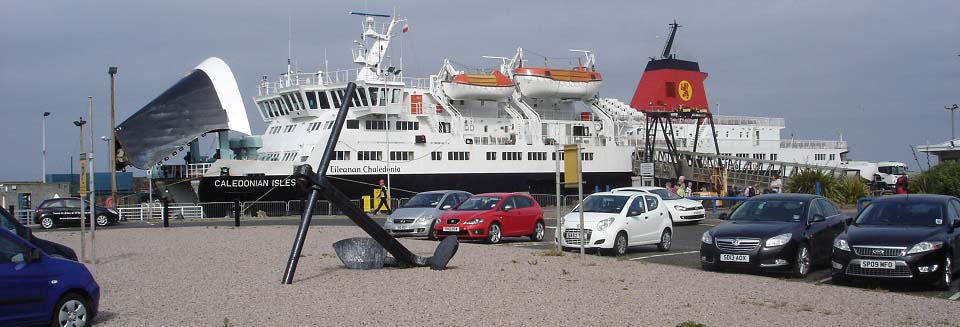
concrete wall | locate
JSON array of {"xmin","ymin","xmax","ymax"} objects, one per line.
[{"xmin": 0, "ymin": 182, "xmax": 70, "ymax": 214}]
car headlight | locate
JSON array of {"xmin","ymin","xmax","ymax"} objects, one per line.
[
  {"xmin": 764, "ymin": 233, "xmax": 792, "ymax": 248},
  {"xmin": 701, "ymin": 231, "xmax": 713, "ymax": 244},
  {"xmin": 463, "ymin": 218, "xmax": 484, "ymax": 225},
  {"xmin": 416, "ymin": 216, "xmax": 434, "ymax": 224},
  {"xmin": 833, "ymin": 238, "xmax": 850, "ymax": 251},
  {"xmin": 596, "ymin": 217, "xmax": 615, "ymax": 232},
  {"xmin": 906, "ymin": 241, "xmax": 944, "ymax": 254},
  {"xmin": 674, "ymin": 205, "xmax": 688, "ymax": 211}
]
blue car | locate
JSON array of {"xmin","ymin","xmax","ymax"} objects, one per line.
[{"xmin": 0, "ymin": 228, "xmax": 99, "ymax": 326}]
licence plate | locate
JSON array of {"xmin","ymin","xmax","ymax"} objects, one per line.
[
  {"xmin": 720, "ymin": 254, "xmax": 750, "ymax": 262},
  {"xmin": 442, "ymin": 226, "xmax": 460, "ymax": 232},
  {"xmin": 860, "ymin": 260, "xmax": 896, "ymax": 269}
]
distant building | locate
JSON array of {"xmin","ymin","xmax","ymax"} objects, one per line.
[
  {"xmin": 917, "ymin": 139, "xmax": 960, "ymax": 163},
  {"xmin": 0, "ymin": 182, "xmax": 70, "ymax": 221}
]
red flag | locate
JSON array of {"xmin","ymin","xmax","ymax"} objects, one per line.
[{"xmin": 402, "ymin": 23, "xmax": 409, "ymax": 33}]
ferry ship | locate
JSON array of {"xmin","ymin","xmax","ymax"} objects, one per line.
[{"xmin": 122, "ymin": 14, "xmax": 849, "ymax": 203}]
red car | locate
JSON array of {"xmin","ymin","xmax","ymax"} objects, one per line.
[{"xmin": 434, "ymin": 193, "xmax": 545, "ymax": 244}]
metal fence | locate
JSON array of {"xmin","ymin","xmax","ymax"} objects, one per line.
[
  {"xmin": 14, "ymin": 209, "xmax": 35, "ymax": 226},
  {"xmin": 118, "ymin": 203, "xmax": 204, "ymax": 221}
]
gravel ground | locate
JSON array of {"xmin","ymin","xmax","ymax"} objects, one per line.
[{"xmin": 44, "ymin": 226, "xmax": 960, "ymax": 327}]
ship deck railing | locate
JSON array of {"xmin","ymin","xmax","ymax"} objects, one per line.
[
  {"xmin": 780, "ymin": 139, "xmax": 848, "ymax": 149},
  {"xmin": 258, "ymin": 69, "xmax": 429, "ymax": 96},
  {"xmin": 149, "ymin": 163, "xmax": 211, "ymax": 180}
]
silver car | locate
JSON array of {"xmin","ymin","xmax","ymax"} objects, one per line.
[{"xmin": 383, "ymin": 190, "xmax": 472, "ymax": 239}]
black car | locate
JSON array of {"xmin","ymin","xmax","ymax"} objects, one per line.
[
  {"xmin": 700, "ymin": 194, "xmax": 848, "ymax": 277},
  {"xmin": 34, "ymin": 198, "xmax": 119, "ymax": 229},
  {"xmin": 0, "ymin": 207, "xmax": 78, "ymax": 260},
  {"xmin": 831, "ymin": 194, "xmax": 960, "ymax": 290}
]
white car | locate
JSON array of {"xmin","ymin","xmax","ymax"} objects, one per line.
[
  {"xmin": 613, "ymin": 187, "xmax": 705, "ymax": 224},
  {"xmin": 559, "ymin": 190, "xmax": 673, "ymax": 256}
]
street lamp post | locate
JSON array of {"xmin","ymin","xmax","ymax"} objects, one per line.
[
  {"xmin": 73, "ymin": 117, "xmax": 87, "ymax": 262},
  {"xmin": 946, "ymin": 104, "xmax": 959, "ymax": 140},
  {"xmin": 87, "ymin": 96, "xmax": 97, "ymax": 264},
  {"xmin": 42, "ymin": 112, "xmax": 50, "ymax": 183},
  {"xmin": 108, "ymin": 67, "xmax": 118, "ymax": 209}
]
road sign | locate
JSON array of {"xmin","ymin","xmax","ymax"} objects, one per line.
[
  {"xmin": 563, "ymin": 144, "xmax": 580, "ymax": 189},
  {"xmin": 639, "ymin": 162, "xmax": 655, "ymax": 177},
  {"xmin": 78, "ymin": 155, "xmax": 88, "ymax": 195}
]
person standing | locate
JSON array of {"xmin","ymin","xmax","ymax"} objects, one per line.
[
  {"xmin": 770, "ymin": 175, "xmax": 783, "ymax": 193},
  {"xmin": 684, "ymin": 182, "xmax": 693, "ymax": 198},
  {"xmin": 666, "ymin": 182, "xmax": 676, "ymax": 194},
  {"xmin": 895, "ymin": 175, "xmax": 909, "ymax": 194},
  {"xmin": 677, "ymin": 176, "xmax": 687, "ymax": 197}
]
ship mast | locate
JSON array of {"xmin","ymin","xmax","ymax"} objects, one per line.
[{"xmin": 660, "ymin": 20, "xmax": 681, "ymax": 59}]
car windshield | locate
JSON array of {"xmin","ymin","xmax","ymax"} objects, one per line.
[
  {"xmin": 855, "ymin": 201, "xmax": 944, "ymax": 226},
  {"xmin": 455, "ymin": 196, "xmax": 502, "ymax": 211},
  {"xmin": 729, "ymin": 200, "xmax": 806, "ymax": 222},
  {"xmin": 649, "ymin": 189, "xmax": 681, "ymax": 201},
  {"xmin": 573, "ymin": 195, "xmax": 629, "ymax": 214},
  {"xmin": 402, "ymin": 193, "xmax": 444, "ymax": 208}
]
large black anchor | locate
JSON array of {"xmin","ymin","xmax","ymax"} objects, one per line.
[{"xmin": 281, "ymin": 82, "xmax": 458, "ymax": 284}]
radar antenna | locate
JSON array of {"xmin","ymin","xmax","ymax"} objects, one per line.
[{"xmin": 660, "ymin": 20, "xmax": 681, "ymax": 59}]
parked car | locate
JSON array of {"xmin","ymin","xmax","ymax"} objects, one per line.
[
  {"xmin": 559, "ymin": 189, "xmax": 673, "ymax": 256},
  {"xmin": 0, "ymin": 228, "xmax": 100, "ymax": 326},
  {"xmin": 831, "ymin": 194, "xmax": 960, "ymax": 290},
  {"xmin": 433, "ymin": 193, "xmax": 544, "ymax": 244},
  {"xmin": 383, "ymin": 190, "xmax": 472, "ymax": 239},
  {"xmin": 0, "ymin": 207, "xmax": 77, "ymax": 261},
  {"xmin": 700, "ymin": 194, "xmax": 848, "ymax": 277},
  {"xmin": 34, "ymin": 197, "xmax": 119, "ymax": 229},
  {"xmin": 613, "ymin": 187, "xmax": 705, "ymax": 224}
]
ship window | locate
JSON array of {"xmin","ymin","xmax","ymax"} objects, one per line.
[
  {"xmin": 448, "ymin": 152, "xmax": 470, "ymax": 161},
  {"xmin": 330, "ymin": 151, "xmax": 350, "ymax": 160},
  {"xmin": 331, "ymin": 89, "xmax": 344, "ymax": 109},
  {"xmin": 306, "ymin": 92, "xmax": 318, "ymax": 109},
  {"xmin": 346, "ymin": 120, "xmax": 359, "ymax": 129},
  {"xmin": 770, "ymin": 153, "xmax": 778, "ymax": 161},
  {"xmin": 552, "ymin": 151, "xmax": 565, "ymax": 161},
  {"xmin": 282, "ymin": 94, "xmax": 295, "ymax": 112},
  {"xmin": 349, "ymin": 88, "xmax": 361, "ymax": 107},
  {"xmin": 369, "ymin": 88, "xmax": 379, "ymax": 106},
  {"xmin": 501, "ymin": 152, "xmax": 522, "ymax": 161},
  {"xmin": 486, "ymin": 152, "xmax": 497, "ymax": 160},
  {"xmin": 357, "ymin": 151, "xmax": 382, "ymax": 161},
  {"xmin": 829, "ymin": 154, "xmax": 835, "ymax": 161},
  {"xmin": 665, "ymin": 82, "xmax": 676, "ymax": 98},
  {"xmin": 357, "ymin": 88, "xmax": 369, "ymax": 107},
  {"xmin": 755, "ymin": 131, "xmax": 760, "ymax": 139},
  {"xmin": 395, "ymin": 121, "xmax": 419, "ymax": 131},
  {"xmin": 439, "ymin": 122, "xmax": 452, "ymax": 133},
  {"xmin": 572, "ymin": 125, "xmax": 590, "ymax": 136},
  {"xmin": 390, "ymin": 151, "xmax": 414, "ymax": 161},
  {"xmin": 318, "ymin": 91, "xmax": 331, "ymax": 109},
  {"xmin": 295, "ymin": 92, "xmax": 306, "ymax": 110},
  {"xmin": 365, "ymin": 120, "xmax": 388, "ymax": 130},
  {"xmin": 581, "ymin": 152, "xmax": 594, "ymax": 161},
  {"xmin": 527, "ymin": 152, "xmax": 547, "ymax": 161},
  {"xmin": 392, "ymin": 89, "xmax": 401, "ymax": 103},
  {"xmin": 431, "ymin": 151, "xmax": 442, "ymax": 160}
]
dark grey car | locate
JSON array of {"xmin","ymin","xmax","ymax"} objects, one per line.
[{"xmin": 384, "ymin": 190, "xmax": 472, "ymax": 239}]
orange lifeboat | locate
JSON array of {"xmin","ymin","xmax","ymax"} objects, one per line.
[
  {"xmin": 513, "ymin": 66, "xmax": 602, "ymax": 100},
  {"xmin": 441, "ymin": 71, "xmax": 515, "ymax": 101}
]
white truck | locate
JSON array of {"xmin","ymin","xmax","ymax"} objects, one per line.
[{"xmin": 838, "ymin": 161, "xmax": 908, "ymax": 190}]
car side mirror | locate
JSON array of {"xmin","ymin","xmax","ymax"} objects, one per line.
[
  {"xmin": 952, "ymin": 220, "xmax": 960, "ymax": 228},
  {"xmin": 26, "ymin": 248, "xmax": 41, "ymax": 263},
  {"xmin": 845, "ymin": 217, "xmax": 854, "ymax": 226},
  {"xmin": 628, "ymin": 210, "xmax": 642, "ymax": 217},
  {"xmin": 441, "ymin": 204, "xmax": 452, "ymax": 210},
  {"xmin": 502, "ymin": 205, "xmax": 514, "ymax": 212},
  {"xmin": 811, "ymin": 214, "xmax": 826, "ymax": 223},
  {"xmin": 718, "ymin": 213, "xmax": 729, "ymax": 220}
]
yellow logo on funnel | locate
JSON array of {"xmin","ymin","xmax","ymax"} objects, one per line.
[{"xmin": 678, "ymin": 80, "xmax": 693, "ymax": 101}]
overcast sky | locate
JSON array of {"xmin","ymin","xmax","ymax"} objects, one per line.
[{"xmin": 1, "ymin": 0, "xmax": 958, "ymax": 181}]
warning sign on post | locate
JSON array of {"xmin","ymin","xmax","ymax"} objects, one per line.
[
  {"xmin": 639, "ymin": 162, "xmax": 654, "ymax": 177},
  {"xmin": 78, "ymin": 155, "xmax": 88, "ymax": 195},
  {"xmin": 563, "ymin": 144, "xmax": 580, "ymax": 189}
]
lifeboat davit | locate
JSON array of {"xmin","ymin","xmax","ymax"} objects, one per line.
[
  {"xmin": 513, "ymin": 66, "xmax": 602, "ymax": 100},
  {"xmin": 441, "ymin": 71, "xmax": 515, "ymax": 101}
]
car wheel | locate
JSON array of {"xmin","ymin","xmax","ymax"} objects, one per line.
[
  {"xmin": 933, "ymin": 256, "xmax": 953, "ymax": 291},
  {"xmin": 793, "ymin": 244, "xmax": 811, "ymax": 278},
  {"xmin": 604, "ymin": 232, "xmax": 628, "ymax": 256},
  {"xmin": 95, "ymin": 214, "xmax": 110, "ymax": 227},
  {"xmin": 530, "ymin": 221, "xmax": 545, "ymax": 242},
  {"xmin": 485, "ymin": 223, "xmax": 502, "ymax": 244},
  {"xmin": 427, "ymin": 221, "xmax": 438, "ymax": 241},
  {"xmin": 40, "ymin": 217, "xmax": 55, "ymax": 229},
  {"xmin": 657, "ymin": 228, "xmax": 672, "ymax": 252},
  {"xmin": 52, "ymin": 293, "xmax": 91, "ymax": 327}
]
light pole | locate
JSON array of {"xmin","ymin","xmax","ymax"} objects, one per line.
[
  {"xmin": 108, "ymin": 67, "xmax": 118, "ymax": 209},
  {"xmin": 42, "ymin": 112, "xmax": 50, "ymax": 183},
  {"xmin": 87, "ymin": 96, "xmax": 97, "ymax": 263},
  {"xmin": 73, "ymin": 117, "xmax": 87, "ymax": 262},
  {"xmin": 946, "ymin": 104, "xmax": 959, "ymax": 140}
]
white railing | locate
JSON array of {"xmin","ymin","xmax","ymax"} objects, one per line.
[
  {"xmin": 258, "ymin": 68, "xmax": 422, "ymax": 96},
  {"xmin": 711, "ymin": 116, "xmax": 785, "ymax": 127},
  {"xmin": 15, "ymin": 209, "xmax": 35, "ymax": 226},
  {"xmin": 780, "ymin": 139, "xmax": 848, "ymax": 149},
  {"xmin": 118, "ymin": 203, "xmax": 204, "ymax": 221},
  {"xmin": 149, "ymin": 163, "xmax": 211, "ymax": 179}
]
